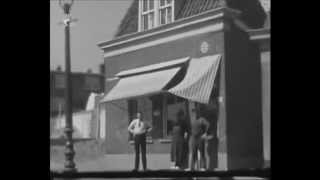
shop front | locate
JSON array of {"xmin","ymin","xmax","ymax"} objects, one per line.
[{"xmin": 98, "ymin": 7, "xmax": 264, "ymax": 170}]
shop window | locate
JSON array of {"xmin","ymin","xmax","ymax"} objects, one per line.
[
  {"xmin": 165, "ymin": 94, "xmax": 187, "ymax": 138},
  {"xmin": 128, "ymin": 99, "xmax": 138, "ymax": 140},
  {"xmin": 128, "ymin": 94, "xmax": 187, "ymax": 140},
  {"xmin": 139, "ymin": 0, "xmax": 174, "ymax": 31},
  {"xmin": 150, "ymin": 95, "xmax": 163, "ymax": 139}
]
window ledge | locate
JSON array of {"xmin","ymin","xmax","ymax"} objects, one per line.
[{"xmin": 159, "ymin": 139, "xmax": 172, "ymax": 143}]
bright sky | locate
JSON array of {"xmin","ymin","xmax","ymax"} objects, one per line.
[{"xmin": 50, "ymin": 0, "xmax": 133, "ymax": 73}]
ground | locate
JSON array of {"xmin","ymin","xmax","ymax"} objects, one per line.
[
  {"xmin": 50, "ymin": 139, "xmax": 268, "ymax": 180},
  {"xmin": 50, "ymin": 139, "xmax": 171, "ymax": 171}
]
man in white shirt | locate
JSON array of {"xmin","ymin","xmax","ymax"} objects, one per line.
[{"xmin": 128, "ymin": 112, "xmax": 152, "ymax": 171}]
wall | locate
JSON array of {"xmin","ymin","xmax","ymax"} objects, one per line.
[
  {"xmin": 224, "ymin": 23, "xmax": 264, "ymax": 169},
  {"xmin": 103, "ymin": 28, "xmax": 225, "ymax": 154},
  {"xmin": 261, "ymin": 51, "xmax": 270, "ymax": 164}
]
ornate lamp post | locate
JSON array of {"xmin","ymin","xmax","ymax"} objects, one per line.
[{"xmin": 59, "ymin": 0, "xmax": 76, "ymax": 172}]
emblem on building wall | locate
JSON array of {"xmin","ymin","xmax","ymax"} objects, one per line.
[{"xmin": 200, "ymin": 41, "xmax": 209, "ymax": 54}]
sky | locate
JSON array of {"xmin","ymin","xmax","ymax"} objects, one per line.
[{"xmin": 50, "ymin": 0, "xmax": 133, "ymax": 73}]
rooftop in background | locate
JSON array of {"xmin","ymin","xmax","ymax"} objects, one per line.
[{"xmin": 51, "ymin": 64, "xmax": 105, "ymax": 76}]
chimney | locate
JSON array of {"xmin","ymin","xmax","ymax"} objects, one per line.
[{"xmin": 87, "ymin": 68, "xmax": 92, "ymax": 74}]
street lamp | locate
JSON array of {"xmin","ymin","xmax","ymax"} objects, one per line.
[{"xmin": 59, "ymin": 0, "xmax": 76, "ymax": 173}]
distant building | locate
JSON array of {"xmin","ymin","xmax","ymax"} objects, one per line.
[{"xmin": 50, "ymin": 66, "xmax": 105, "ymax": 118}]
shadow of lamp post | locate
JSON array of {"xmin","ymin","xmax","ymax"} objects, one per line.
[{"xmin": 58, "ymin": 0, "xmax": 77, "ymax": 173}]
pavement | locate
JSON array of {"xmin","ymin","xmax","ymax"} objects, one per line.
[
  {"xmin": 51, "ymin": 153, "xmax": 171, "ymax": 171},
  {"xmin": 51, "ymin": 154, "xmax": 268, "ymax": 180}
]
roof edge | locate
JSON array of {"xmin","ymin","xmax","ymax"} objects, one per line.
[{"xmin": 97, "ymin": 7, "xmax": 241, "ymax": 50}]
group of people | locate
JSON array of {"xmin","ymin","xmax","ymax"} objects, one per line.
[{"xmin": 128, "ymin": 109, "xmax": 211, "ymax": 171}]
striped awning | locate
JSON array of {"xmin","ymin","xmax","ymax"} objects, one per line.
[
  {"xmin": 168, "ymin": 54, "xmax": 221, "ymax": 104},
  {"xmin": 101, "ymin": 67, "xmax": 182, "ymax": 102}
]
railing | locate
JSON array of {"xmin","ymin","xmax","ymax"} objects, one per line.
[{"xmin": 51, "ymin": 168, "xmax": 270, "ymax": 179}]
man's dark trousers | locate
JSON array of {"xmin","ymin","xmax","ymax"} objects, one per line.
[
  {"xmin": 134, "ymin": 133, "xmax": 146, "ymax": 170},
  {"xmin": 189, "ymin": 136, "xmax": 206, "ymax": 170}
]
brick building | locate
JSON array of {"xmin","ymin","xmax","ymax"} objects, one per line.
[
  {"xmin": 98, "ymin": 0, "xmax": 270, "ymax": 170},
  {"xmin": 50, "ymin": 66, "xmax": 105, "ymax": 118}
]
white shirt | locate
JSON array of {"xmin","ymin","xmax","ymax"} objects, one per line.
[{"xmin": 128, "ymin": 119, "xmax": 151, "ymax": 135}]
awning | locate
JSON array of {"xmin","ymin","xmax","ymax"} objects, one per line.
[
  {"xmin": 168, "ymin": 54, "xmax": 221, "ymax": 104},
  {"xmin": 116, "ymin": 57, "xmax": 189, "ymax": 77},
  {"xmin": 101, "ymin": 67, "xmax": 182, "ymax": 102}
]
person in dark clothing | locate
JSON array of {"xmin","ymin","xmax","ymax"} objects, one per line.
[
  {"xmin": 128, "ymin": 112, "xmax": 152, "ymax": 171},
  {"xmin": 170, "ymin": 109, "xmax": 189, "ymax": 170},
  {"xmin": 187, "ymin": 110, "xmax": 210, "ymax": 171}
]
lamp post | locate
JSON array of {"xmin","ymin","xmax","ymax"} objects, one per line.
[{"xmin": 59, "ymin": 0, "xmax": 76, "ymax": 172}]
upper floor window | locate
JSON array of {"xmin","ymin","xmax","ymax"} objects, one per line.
[
  {"xmin": 159, "ymin": 0, "xmax": 173, "ymax": 25},
  {"xmin": 139, "ymin": 0, "xmax": 174, "ymax": 31}
]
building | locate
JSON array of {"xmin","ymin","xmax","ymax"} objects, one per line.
[
  {"xmin": 98, "ymin": 0, "xmax": 270, "ymax": 170},
  {"xmin": 50, "ymin": 66, "xmax": 105, "ymax": 118}
]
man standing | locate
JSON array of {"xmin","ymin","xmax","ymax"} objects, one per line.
[
  {"xmin": 187, "ymin": 109, "xmax": 210, "ymax": 171},
  {"xmin": 128, "ymin": 112, "xmax": 152, "ymax": 171}
]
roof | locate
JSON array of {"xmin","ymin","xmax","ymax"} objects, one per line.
[{"xmin": 114, "ymin": 0, "xmax": 268, "ymax": 37}]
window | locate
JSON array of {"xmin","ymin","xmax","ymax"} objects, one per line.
[
  {"xmin": 141, "ymin": 0, "xmax": 155, "ymax": 31},
  {"xmin": 150, "ymin": 94, "xmax": 188, "ymax": 139},
  {"xmin": 128, "ymin": 99, "xmax": 138, "ymax": 140},
  {"xmin": 159, "ymin": 0, "xmax": 173, "ymax": 25},
  {"xmin": 139, "ymin": 0, "xmax": 174, "ymax": 31},
  {"xmin": 127, "ymin": 94, "xmax": 187, "ymax": 140},
  {"xmin": 165, "ymin": 94, "xmax": 188, "ymax": 137},
  {"xmin": 55, "ymin": 74, "xmax": 65, "ymax": 89},
  {"xmin": 150, "ymin": 95, "xmax": 163, "ymax": 139},
  {"xmin": 128, "ymin": 97, "xmax": 153, "ymax": 141}
]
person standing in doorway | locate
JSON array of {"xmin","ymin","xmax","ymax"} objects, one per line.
[
  {"xmin": 128, "ymin": 112, "xmax": 152, "ymax": 171},
  {"xmin": 170, "ymin": 109, "xmax": 189, "ymax": 170},
  {"xmin": 187, "ymin": 108, "xmax": 210, "ymax": 171}
]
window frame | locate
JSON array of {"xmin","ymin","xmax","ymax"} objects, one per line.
[
  {"xmin": 138, "ymin": 0, "xmax": 175, "ymax": 32},
  {"xmin": 159, "ymin": 0, "xmax": 174, "ymax": 25}
]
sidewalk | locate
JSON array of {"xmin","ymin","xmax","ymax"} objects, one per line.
[{"xmin": 50, "ymin": 154, "xmax": 171, "ymax": 171}]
